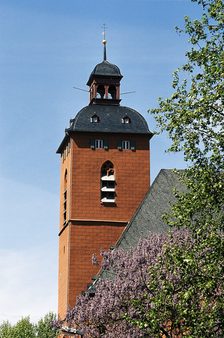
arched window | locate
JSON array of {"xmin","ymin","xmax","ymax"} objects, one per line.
[
  {"xmin": 96, "ymin": 85, "xmax": 105, "ymax": 99},
  {"xmin": 108, "ymin": 85, "xmax": 116, "ymax": 99},
  {"xmin": 64, "ymin": 169, "xmax": 68, "ymax": 189},
  {"xmin": 122, "ymin": 116, "xmax": 131, "ymax": 124},
  {"xmin": 101, "ymin": 161, "xmax": 116, "ymax": 203}
]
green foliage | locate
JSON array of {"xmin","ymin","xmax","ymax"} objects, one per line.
[
  {"xmin": 128, "ymin": 229, "xmax": 223, "ymax": 337},
  {"xmin": 35, "ymin": 312, "xmax": 59, "ymax": 338},
  {"xmin": 13, "ymin": 317, "xmax": 36, "ymax": 338},
  {"xmin": 0, "ymin": 313, "xmax": 58, "ymax": 338},
  {"xmin": 0, "ymin": 321, "xmax": 13, "ymax": 338},
  {"xmin": 128, "ymin": 0, "xmax": 224, "ymax": 336},
  {"xmin": 151, "ymin": 0, "xmax": 224, "ymax": 170}
]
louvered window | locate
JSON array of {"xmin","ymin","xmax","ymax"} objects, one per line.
[{"xmin": 101, "ymin": 161, "xmax": 116, "ymax": 204}]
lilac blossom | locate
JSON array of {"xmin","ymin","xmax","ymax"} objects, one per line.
[{"xmin": 64, "ymin": 230, "xmax": 191, "ymax": 337}]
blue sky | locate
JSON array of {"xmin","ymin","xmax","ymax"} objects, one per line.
[{"xmin": 0, "ymin": 0, "xmax": 202, "ymax": 323}]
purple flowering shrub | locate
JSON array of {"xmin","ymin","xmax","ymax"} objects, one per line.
[
  {"xmin": 61, "ymin": 227, "xmax": 223, "ymax": 337},
  {"xmin": 64, "ymin": 230, "xmax": 196, "ymax": 337}
]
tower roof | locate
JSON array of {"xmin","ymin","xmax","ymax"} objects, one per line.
[
  {"xmin": 57, "ymin": 37, "xmax": 153, "ymax": 154},
  {"xmin": 56, "ymin": 104, "xmax": 153, "ymax": 153},
  {"xmin": 87, "ymin": 60, "xmax": 122, "ymax": 86},
  {"xmin": 68, "ymin": 104, "xmax": 151, "ymax": 134}
]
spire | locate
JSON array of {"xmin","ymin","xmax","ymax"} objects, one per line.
[{"xmin": 102, "ymin": 24, "xmax": 107, "ymax": 61}]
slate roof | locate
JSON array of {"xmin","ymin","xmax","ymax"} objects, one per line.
[
  {"xmin": 67, "ymin": 104, "xmax": 151, "ymax": 135},
  {"xmin": 87, "ymin": 60, "xmax": 122, "ymax": 85},
  {"xmin": 57, "ymin": 104, "xmax": 152, "ymax": 153},
  {"xmin": 116, "ymin": 169, "xmax": 186, "ymax": 251}
]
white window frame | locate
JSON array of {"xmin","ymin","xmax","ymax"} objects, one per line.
[
  {"xmin": 95, "ymin": 139, "xmax": 104, "ymax": 149},
  {"xmin": 122, "ymin": 140, "xmax": 131, "ymax": 150}
]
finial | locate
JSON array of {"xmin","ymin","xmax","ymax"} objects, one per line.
[{"xmin": 102, "ymin": 24, "xmax": 107, "ymax": 61}]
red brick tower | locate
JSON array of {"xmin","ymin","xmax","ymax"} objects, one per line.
[{"xmin": 57, "ymin": 40, "xmax": 153, "ymax": 319}]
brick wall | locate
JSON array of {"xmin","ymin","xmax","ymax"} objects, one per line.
[
  {"xmin": 67, "ymin": 221, "xmax": 126, "ymax": 312},
  {"xmin": 58, "ymin": 225, "xmax": 69, "ymax": 319},
  {"xmin": 70, "ymin": 132, "xmax": 150, "ymax": 221},
  {"xmin": 58, "ymin": 131, "xmax": 150, "ymax": 319}
]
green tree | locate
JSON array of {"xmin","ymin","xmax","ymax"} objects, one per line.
[
  {"xmin": 35, "ymin": 312, "xmax": 59, "ymax": 338},
  {"xmin": 0, "ymin": 313, "xmax": 58, "ymax": 338},
  {"xmin": 150, "ymin": 0, "xmax": 224, "ymax": 223},
  {"xmin": 152, "ymin": 0, "xmax": 224, "ymax": 171},
  {"xmin": 0, "ymin": 321, "xmax": 13, "ymax": 338},
  {"xmin": 128, "ymin": 0, "xmax": 224, "ymax": 336},
  {"xmin": 13, "ymin": 317, "xmax": 36, "ymax": 338},
  {"xmin": 149, "ymin": 0, "xmax": 224, "ymax": 244}
]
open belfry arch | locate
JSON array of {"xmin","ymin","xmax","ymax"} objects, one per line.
[{"xmin": 57, "ymin": 34, "xmax": 153, "ymax": 321}]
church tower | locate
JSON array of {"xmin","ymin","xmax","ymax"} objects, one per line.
[{"xmin": 57, "ymin": 38, "xmax": 153, "ymax": 319}]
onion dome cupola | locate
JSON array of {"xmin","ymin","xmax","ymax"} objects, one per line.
[{"xmin": 87, "ymin": 37, "xmax": 123, "ymax": 105}]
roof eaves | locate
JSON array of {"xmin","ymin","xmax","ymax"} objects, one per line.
[
  {"xmin": 65, "ymin": 128, "xmax": 153, "ymax": 137},
  {"xmin": 56, "ymin": 133, "xmax": 69, "ymax": 154},
  {"xmin": 87, "ymin": 73, "xmax": 123, "ymax": 86}
]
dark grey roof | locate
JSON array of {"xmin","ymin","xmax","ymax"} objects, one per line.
[
  {"xmin": 116, "ymin": 169, "xmax": 186, "ymax": 251},
  {"xmin": 67, "ymin": 104, "xmax": 152, "ymax": 135},
  {"xmin": 87, "ymin": 60, "xmax": 122, "ymax": 85}
]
